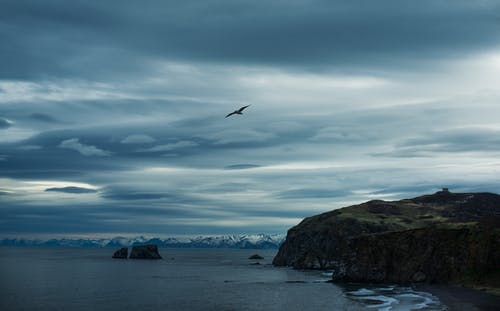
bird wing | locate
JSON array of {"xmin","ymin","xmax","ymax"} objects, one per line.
[
  {"xmin": 237, "ymin": 105, "xmax": 251, "ymax": 113},
  {"xmin": 225, "ymin": 111, "xmax": 236, "ymax": 118}
]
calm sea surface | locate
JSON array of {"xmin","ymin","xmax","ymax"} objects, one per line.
[{"xmin": 0, "ymin": 247, "xmax": 446, "ymax": 311}]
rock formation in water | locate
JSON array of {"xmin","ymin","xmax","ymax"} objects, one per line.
[
  {"xmin": 273, "ymin": 190, "xmax": 500, "ymax": 287},
  {"xmin": 248, "ymin": 254, "xmax": 264, "ymax": 260},
  {"xmin": 129, "ymin": 244, "xmax": 162, "ymax": 259},
  {"xmin": 112, "ymin": 247, "xmax": 128, "ymax": 259}
]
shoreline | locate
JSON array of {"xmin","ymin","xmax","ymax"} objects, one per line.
[{"xmin": 415, "ymin": 284, "xmax": 500, "ymax": 311}]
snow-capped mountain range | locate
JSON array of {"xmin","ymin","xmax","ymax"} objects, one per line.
[{"xmin": 0, "ymin": 234, "xmax": 286, "ymax": 249}]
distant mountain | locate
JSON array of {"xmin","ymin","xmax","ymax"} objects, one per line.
[
  {"xmin": 0, "ymin": 234, "xmax": 285, "ymax": 249},
  {"xmin": 274, "ymin": 189, "xmax": 500, "ymax": 290}
]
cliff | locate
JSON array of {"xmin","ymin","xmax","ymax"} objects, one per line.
[{"xmin": 273, "ymin": 190, "xmax": 500, "ymax": 287}]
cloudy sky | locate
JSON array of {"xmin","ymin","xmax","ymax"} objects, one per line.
[{"xmin": 1, "ymin": 0, "xmax": 500, "ymax": 237}]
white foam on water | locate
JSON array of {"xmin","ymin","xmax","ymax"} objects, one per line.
[
  {"xmin": 395, "ymin": 291, "xmax": 443, "ymax": 310},
  {"xmin": 321, "ymin": 271, "xmax": 333, "ymax": 277},
  {"xmin": 347, "ymin": 288, "xmax": 376, "ymax": 296},
  {"xmin": 345, "ymin": 285, "xmax": 446, "ymax": 311},
  {"xmin": 355, "ymin": 295, "xmax": 399, "ymax": 309}
]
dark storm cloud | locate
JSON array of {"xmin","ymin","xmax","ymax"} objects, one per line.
[
  {"xmin": 199, "ymin": 182, "xmax": 254, "ymax": 193},
  {"xmin": 0, "ymin": 99, "xmax": 497, "ymax": 183},
  {"xmin": 100, "ymin": 186, "xmax": 200, "ymax": 203},
  {"xmin": 59, "ymin": 138, "xmax": 111, "ymax": 157},
  {"xmin": 29, "ymin": 113, "xmax": 61, "ymax": 123},
  {"xmin": 0, "ymin": 99, "xmax": 319, "ymax": 179},
  {"xmin": 121, "ymin": 134, "xmax": 156, "ymax": 144},
  {"xmin": 137, "ymin": 140, "xmax": 199, "ymax": 153},
  {"xmin": 1, "ymin": 0, "xmax": 499, "ymax": 79},
  {"xmin": 0, "ymin": 119, "xmax": 189, "ymax": 179},
  {"xmin": 386, "ymin": 127, "xmax": 500, "ymax": 157},
  {"xmin": 0, "ymin": 199, "xmax": 274, "ymax": 235},
  {"xmin": 0, "ymin": 129, "xmax": 126, "ymax": 179},
  {"xmin": 278, "ymin": 188, "xmax": 351, "ymax": 199},
  {"xmin": 0, "ymin": 118, "xmax": 12, "ymax": 129},
  {"xmin": 0, "ymin": 203, "xmax": 194, "ymax": 235},
  {"xmin": 401, "ymin": 128, "xmax": 500, "ymax": 152},
  {"xmin": 224, "ymin": 164, "xmax": 262, "ymax": 170},
  {"xmin": 45, "ymin": 186, "xmax": 97, "ymax": 194},
  {"xmin": 101, "ymin": 192, "xmax": 171, "ymax": 201},
  {"xmin": 370, "ymin": 185, "xmax": 443, "ymax": 196}
]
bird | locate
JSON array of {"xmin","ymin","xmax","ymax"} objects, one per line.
[{"xmin": 225, "ymin": 105, "xmax": 251, "ymax": 118}]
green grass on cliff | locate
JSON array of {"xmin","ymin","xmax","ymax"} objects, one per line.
[{"xmin": 336, "ymin": 200, "xmax": 456, "ymax": 230}]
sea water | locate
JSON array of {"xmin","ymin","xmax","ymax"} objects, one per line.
[{"xmin": 0, "ymin": 247, "xmax": 446, "ymax": 310}]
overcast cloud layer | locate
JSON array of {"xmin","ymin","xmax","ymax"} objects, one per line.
[{"xmin": 1, "ymin": 0, "xmax": 500, "ymax": 237}]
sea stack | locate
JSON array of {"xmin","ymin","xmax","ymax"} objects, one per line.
[
  {"xmin": 129, "ymin": 244, "xmax": 162, "ymax": 259},
  {"xmin": 112, "ymin": 247, "xmax": 128, "ymax": 259}
]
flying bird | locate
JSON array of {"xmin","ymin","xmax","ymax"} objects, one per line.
[{"xmin": 225, "ymin": 105, "xmax": 251, "ymax": 118}]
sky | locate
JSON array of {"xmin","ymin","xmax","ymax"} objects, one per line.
[{"xmin": 1, "ymin": 0, "xmax": 500, "ymax": 237}]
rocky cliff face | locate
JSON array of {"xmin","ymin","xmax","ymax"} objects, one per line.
[
  {"xmin": 273, "ymin": 190, "xmax": 500, "ymax": 286},
  {"xmin": 331, "ymin": 224, "xmax": 500, "ymax": 284}
]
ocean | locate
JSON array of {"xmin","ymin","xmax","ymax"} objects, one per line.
[{"xmin": 0, "ymin": 247, "xmax": 446, "ymax": 311}]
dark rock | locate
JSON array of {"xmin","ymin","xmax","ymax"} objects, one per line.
[
  {"xmin": 129, "ymin": 244, "xmax": 162, "ymax": 259},
  {"xmin": 248, "ymin": 254, "xmax": 264, "ymax": 260},
  {"xmin": 112, "ymin": 247, "xmax": 128, "ymax": 259},
  {"xmin": 329, "ymin": 226, "xmax": 500, "ymax": 284},
  {"xmin": 412, "ymin": 271, "xmax": 427, "ymax": 282}
]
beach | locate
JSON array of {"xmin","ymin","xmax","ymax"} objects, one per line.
[{"xmin": 417, "ymin": 285, "xmax": 500, "ymax": 311}]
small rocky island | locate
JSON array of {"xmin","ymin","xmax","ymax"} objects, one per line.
[
  {"xmin": 112, "ymin": 244, "xmax": 162, "ymax": 259},
  {"xmin": 273, "ymin": 189, "xmax": 500, "ymax": 289},
  {"xmin": 112, "ymin": 247, "xmax": 128, "ymax": 259}
]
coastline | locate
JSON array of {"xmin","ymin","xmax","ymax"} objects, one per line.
[{"xmin": 415, "ymin": 284, "xmax": 500, "ymax": 311}]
